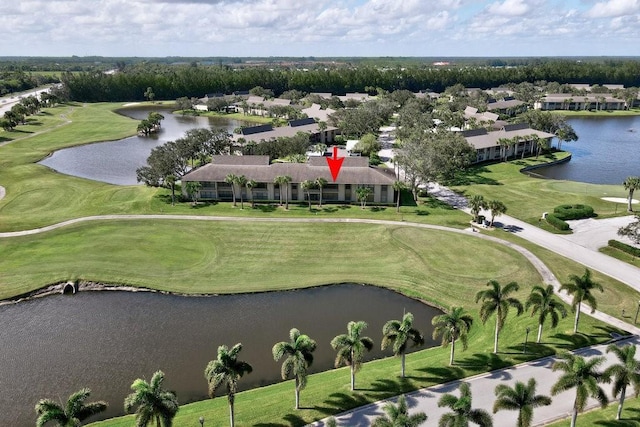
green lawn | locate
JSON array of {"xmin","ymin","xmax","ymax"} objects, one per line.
[
  {"xmin": 450, "ymin": 154, "xmax": 629, "ymax": 226},
  {"xmin": 552, "ymin": 108, "xmax": 640, "ymax": 117},
  {"xmin": 547, "ymin": 397, "xmax": 640, "ymax": 426},
  {"xmin": 600, "ymin": 246, "xmax": 640, "ymax": 268}
]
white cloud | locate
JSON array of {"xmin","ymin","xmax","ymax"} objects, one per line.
[
  {"xmin": 586, "ymin": 0, "xmax": 640, "ymax": 17},
  {"xmin": 486, "ymin": 0, "xmax": 531, "ymax": 16}
]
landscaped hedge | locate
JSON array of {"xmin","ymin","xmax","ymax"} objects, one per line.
[
  {"xmin": 546, "ymin": 213, "xmax": 570, "ymax": 231},
  {"xmin": 608, "ymin": 239, "xmax": 640, "ymax": 257},
  {"xmin": 553, "ymin": 204, "xmax": 595, "ymax": 220}
]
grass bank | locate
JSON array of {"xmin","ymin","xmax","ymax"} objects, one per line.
[
  {"xmin": 450, "ymin": 153, "xmax": 628, "ymax": 226},
  {"xmin": 547, "ymin": 397, "xmax": 640, "ymax": 426},
  {"xmin": 552, "ymin": 108, "xmax": 640, "ymax": 117}
]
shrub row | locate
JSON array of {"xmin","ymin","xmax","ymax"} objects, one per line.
[
  {"xmin": 546, "ymin": 213, "xmax": 570, "ymax": 231},
  {"xmin": 608, "ymin": 239, "xmax": 640, "ymax": 257},
  {"xmin": 553, "ymin": 204, "xmax": 595, "ymax": 220}
]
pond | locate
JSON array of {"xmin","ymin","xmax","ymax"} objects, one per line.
[
  {"xmin": 0, "ymin": 284, "xmax": 442, "ymax": 426},
  {"xmin": 38, "ymin": 107, "xmax": 251, "ymax": 185},
  {"xmin": 535, "ymin": 116, "xmax": 640, "ymax": 184}
]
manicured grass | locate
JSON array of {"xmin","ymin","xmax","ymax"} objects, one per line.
[
  {"xmin": 481, "ymin": 227, "xmax": 640, "ymax": 327},
  {"xmin": 552, "ymin": 108, "xmax": 640, "ymax": 117},
  {"xmin": 600, "ymin": 246, "xmax": 640, "ymax": 268},
  {"xmin": 199, "ymin": 110, "xmax": 274, "ymax": 124},
  {"xmin": 450, "ymin": 153, "xmax": 629, "ymax": 226},
  {"xmin": 547, "ymin": 397, "xmax": 640, "ymax": 426},
  {"xmin": 0, "ymin": 102, "xmax": 468, "ymax": 232}
]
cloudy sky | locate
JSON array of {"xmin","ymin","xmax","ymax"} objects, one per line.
[{"xmin": 2, "ymin": 0, "xmax": 639, "ymax": 57}]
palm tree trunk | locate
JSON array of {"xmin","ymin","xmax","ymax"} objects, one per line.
[
  {"xmin": 401, "ymin": 353, "xmax": 406, "ymax": 378},
  {"xmin": 537, "ymin": 322, "xmax": 543, "ymax": 343},
  {"xmin": 574, "ymin": 302, "xmax": 581, "ymax": 333},
  {"xmin": 396, "ymin": 192, "xmax": 400, "ymax": 213},
  {"xmin": 350, "ymin": 364, "xmax": 355, "ymax": 391},
  {"xmin": 629, "ymin": 189, "xmax": 634, "ymax": 212},
  {"xmin": 494, "ymin": 316, "xmax": 500, "ymax": 353},
  {"xmin": 285, "ymin": 186, "xmax": 289, "ymax": 210},
  {"xmin": 450, "ymin": 338, "xmax": 455, "ymax": 366},
  {"xmin": 229, "ymin": 395, "xmax": 235, "ymax": 427},
  {"xmin": 295, "ymin": 377, "xmax": 300, "ymax": 410},
  {"xmin": 617, "ymin": 388, "xmax": 626, "ymax": 420},
  {"xmin": 570, "ymin": 405, "xmax": 578, "ymax": 427},
  {"xmin": 319, "ymin": 189, "xmax": 323, "ymax": 207}
]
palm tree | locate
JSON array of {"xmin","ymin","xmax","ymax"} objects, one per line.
[
  {"xmin": 272, "ymin": 328, "xmax": 317, "ymax": 410},
  {"xmin": 274, "ymin": 176, "xmax": 285, "ymax": 206},
  {"xmin": 525, "ymin": 285, "xmax": 567, "ymax": 343},
  {"xmin": 432, "ymin": 307, "xmax": 474, "ymax": 366},
  {"xmin": 372, "ymin": 395, "xmax": 427, "ymax": 427},
  {"xmin": 551, "ymin": 353, "xmax": 609, "ymax": 427},
  {"xmin": 35, "ymin": 388, "xmax": 107, "ymax": 427},
  {"xmin": 393, "ymin": 180, "xmax": 406, "ymax": 213},
  {"xmin": 475, "ymin": 280, "xmax": 523, "ymax": 353},
  {"xmin": 300, "ymin": 180, "xmax": 315, "ymax": 211},
  {"xmin": 381, "ymin": 312, "xmax": 425, "ymax": 378},
  {"xmin": 493, "ymin": 378, "xmax": 551, "ymax": 427},
  {"xmin": 438, "ymin": 382, "xmax": 493, "ymax": 427},
  {"xmin": 468, "ymin": 195, "xmax": 486, "ymax": 224},
  {"xmin": 330, "ymin": 320, "xmax": 374, "ymax": 391},
  {"xmin": 246, "ymin": 179, "xmax": 257, "ymax": 208},
  {"xmin": 235, "ymin": 175, "xmax": 248, "ymax": 209},
  {"xmin": 205, "ymin": 343, "xmax": 253, "ymax": 427},
  {"xmin": 315, "ymin": 177, "xmax": 328, "ymax": 207},
  {"xmin": 559, "ymin": 269, "xmax": 604, "ymax": 333},
  {"xmin": 124, "ymin": 371, "xmax": 179, "ymax": 427},
  {"xmin": 225, "ymin": 173, "xmax": 238, "ymax": 207},
  {"xmin": 281, "ymin": 175, "xmax": 292, "ymax": 209},
  {"xmin": 164, "ymin": 175, "xmax": 176, "ymax": 206},
  {"xmin": 623, "ymin": 176, "xmax": 640, "ymax": 212},
  {"xmin": 184, "ymin": 181, "xmax": 201, "ymax": 205},
  {"xmin": 604, "ymin": 343, "xmax": 640, "ymax": 420},
  {"xmin": 356, "ymin": 186, "xmax": 373, "ymax": 209},
  {"xmin": 486, "ymin": 200, "xmax": 506, "ymax": 227}
]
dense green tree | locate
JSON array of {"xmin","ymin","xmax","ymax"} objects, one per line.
[
  {"xmin": 604, "ymin": 343, "xmax": 640, "ymax": 420},
  {"xmin": 438, "ymin": 382, "xmax": 493, "ymax": 427},
  {"xmin": 372, "ymin": 395, "xmax": 427, "ymax": 427},
  {"xmin": 475, "ymin": 280, "xmax": 524, "ymax": 353},
  {"xmin": 381, "ymin": 312, "xmax": 425, "ymax": 378},
  {"xmin": 124, "ymin": 371, "xmax": 179, "ymax": 427},
  {"xmin": 35, "ymin": 388, "xmax": 107, "ymax": 427},
  {"xmin": 205, "ymin": 343, "xmax": 253, "ymax": 427},
  {"xmin": 355, "ymin": 186, "xmax": 372, "ymax": 209},
  {"xmin": 353, "ymin": 133, "xmax": 382, "ymax": 157},
  {"xmin": 432, "ymin": 307, "xmax": 474, "ymax": 366},
  {"xmin": 493, "ymin": 379, "xmax": 551, "ymax": 427},
  {"xmin": 272, "ymin": 328, "xmax": 317, "ymax": 409},
  {"xmin": 618, "ymin": 214, "xmax": 640, "ymax": 244},
  {"xmin": 551, "ymin": 353, "xmax": 608, "ymax": 427},
  {"xmin": 559, "ymin": 269, "xmax": 603, "ymax": 333},
  {"xmin": 330, "ymin": 320, "xmax": 374, "ymax": 391}
]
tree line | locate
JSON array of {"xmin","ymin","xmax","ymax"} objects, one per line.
[
  {"xmin": 60, "ymin": 60, "xmax": 640, "ymax": 102},
  {"xmin": 35, "ymin": 269, "xmax": 628, "ymax": 427}
]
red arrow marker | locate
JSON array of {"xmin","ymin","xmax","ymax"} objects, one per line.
[{"xmin": 326, "ymin": 146, "xmax": 344, "ymax": 182}]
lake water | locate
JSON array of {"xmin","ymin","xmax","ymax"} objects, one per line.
[
  {"xmin": 0, "ymin": 284, "xmax": 442, "ymax": 426},
  {"xmin": 535, "ymin": 116, "xmax": 640, "ymax": 184},
  {"xmin": 38, "ymin": 107, "xmax": 250, "ymax": 185}
]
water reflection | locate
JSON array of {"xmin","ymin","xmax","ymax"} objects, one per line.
[{"xmin": 0, "ymin": 284, "xmax": 442, "ymax": 426}]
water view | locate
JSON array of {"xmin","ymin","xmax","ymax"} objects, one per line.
[
  {"xmin": 0, "ymin": 284, "xmax": 442, "ymax": 426},
  {"xmin": 38, "ymin": 107, "xmax": 251, "ymax": 185},
  {"xmin": 535, "ymin": 115, "xmax": 640, "ymax": 184}
]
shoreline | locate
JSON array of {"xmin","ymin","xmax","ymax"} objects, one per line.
[{"xmin": 0, "ymin": 279, "xmax": 447, "ymax": 313}]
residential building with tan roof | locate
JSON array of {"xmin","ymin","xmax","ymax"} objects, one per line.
[{"xmin": 181, "ymin": 155, "xmax": 396, "ymax": 204}]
